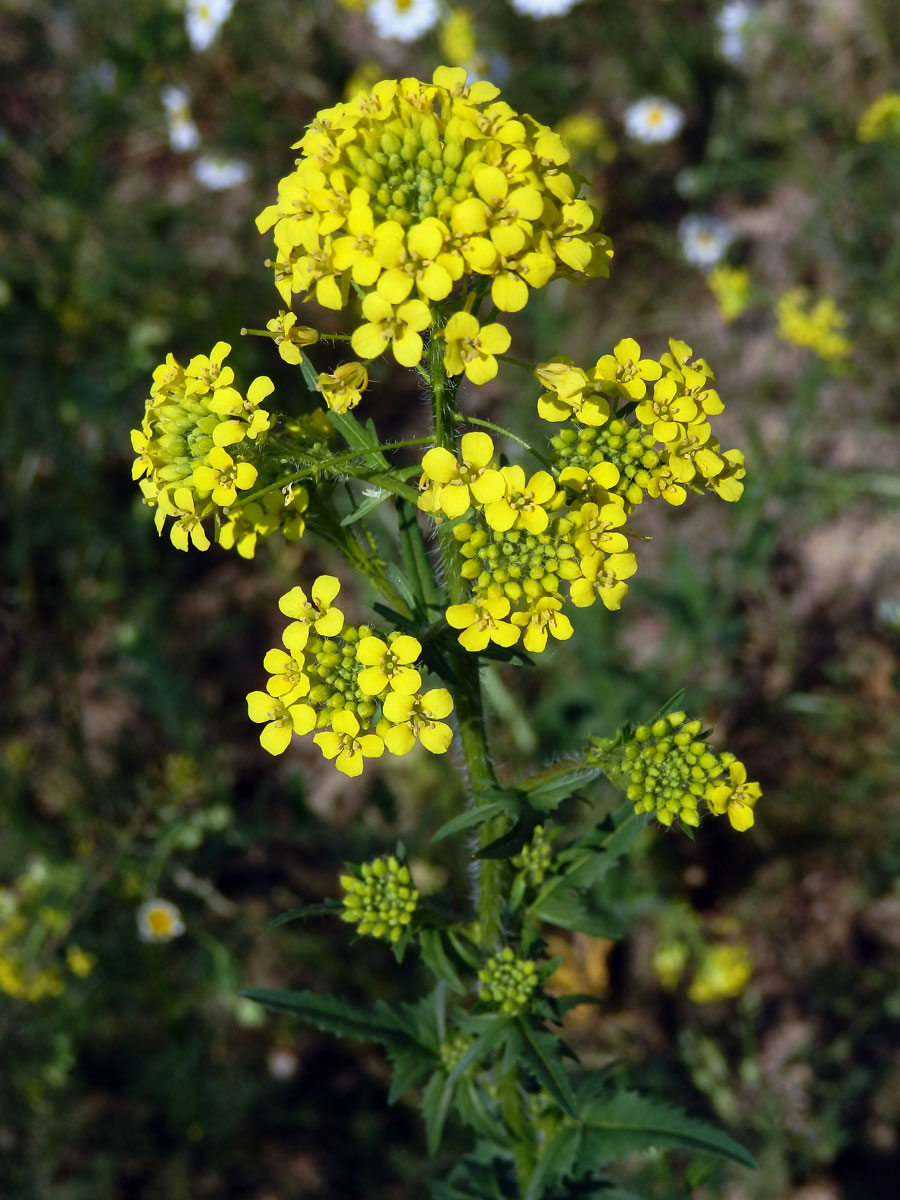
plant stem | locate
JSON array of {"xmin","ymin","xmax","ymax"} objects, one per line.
[{"xmin": 425, "ymin": 333, "xmax": 506, "ymax": 948}]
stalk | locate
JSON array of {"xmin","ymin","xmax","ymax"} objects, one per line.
[{"xmin": 425, "ymin": 332, "xmax": 506, "ymax": 949}]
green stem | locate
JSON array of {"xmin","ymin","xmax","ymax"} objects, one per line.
[{"xmin": 425, "ymin": 332, "xmax": 505, "ymax": 948}]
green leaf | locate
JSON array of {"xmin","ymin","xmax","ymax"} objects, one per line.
[
  {"xmin": 579, "ymin": 1090, "xmax": 756, "ymax": 1169},
  {"xmin": 327, "ymin": 409, "xmax": 389, "ymax": 468},
  {"xmin": 384, "ymin": 562, "xmax": 418, "ymax": 611},
  {"xmin": 431, "ymin": 800, "xmax": 513, "ymax": 843},
  {"xmin": 420, "ymin": 928, "xmax": 467, "ymax": 993},
  {"xmin": 523, "ymin": 1124, "xmax": 582, "ymax": 1200},
  {"xmin": 240, "ymin": 987, "xmax": 409, "ymax": 1046},
  {"xmin": 454, "ymin": 1076, "xmax": 510, "ymax": 1147},
  {"xmin": 422, "ymin": 1069, "xmax": 455, "ymax": 1156},
  {"xmin": 515, "ymin": 1019, "xmax": 578, "ymax": 1118},
  {"xmin": 521, "ymin": 766, "xmax": 602, "ymax": 811},
  {"xmin": 387, "ymin": 1042, "xmax": 436, "ymax": 1103},
  {"xmin": 476, "ymin": 819, "xmax": 535, "ymax": 860},
  {"xmin": 530, "ymin": 889, "xmax": 626, "ymax": 939},
  {"xmin": 447, "ymin": 1017, "xmax": 512, "ymax": 1088},
  {"xmin": 263, "ymin": 900, "xmax": 342, "ymax": 931}
]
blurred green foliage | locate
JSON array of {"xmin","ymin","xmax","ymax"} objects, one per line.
[{"xmin": 2, "ymin": 0, "xmax": 900, "ymax": 1195}]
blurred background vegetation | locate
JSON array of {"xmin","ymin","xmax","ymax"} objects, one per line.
[{"xmin": 2, "ymin": 0, "xmax": 900, "ymax": 1196}]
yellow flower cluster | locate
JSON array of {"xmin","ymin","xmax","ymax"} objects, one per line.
[
  {"xmin": 652, "ymin": 933, "xmax": 752, "ymax": 1002},
  {"xmin": 246, "ymin": 575, "xmax": 454, "ymax": 775},
  {"xmin": 419, "ymin": 430, "xmax": 634, "ymax": 654},
  {"xmin": 857, "ymin": 92, "xmax": 900, "ymax": 143},
  {"xmin": 0, "ymin": 879, "xmax": 95, "ymax": 1003},
  {"xmin": 131, "ymin": 343, "xmax": 307, "ymax": 555},
  {"xmin": 540, "ymin": 337, "xmax": 747, "ymax": 509},
  {"xmin": 590, "ymin": 711, "xmax": 762, "ymax": 831},
  {"xmin": 775, "ymin": 288, "xmax": 852, "ymax": 363},
  {"xmin": 256, "ymin": 67, "xmax": 611, "ymax": 368},
  {"xmin": 707, "ymin": 264, "xmax": 751, "ymax": 323}
]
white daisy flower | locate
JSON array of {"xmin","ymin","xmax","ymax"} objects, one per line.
[
  {"xmin": 161, "ymin": 85, "xmax": 200, "ymax": 153},
  {"xmin": 624, "ymin": 97, "xmax": 685, "ymax": 145},
  {"xmin": 716, "ymin": 1, "xmax": 758, "ymax": 65},
  {"xmin": 368, "ymin": 0, "xmax": 440, "ymax": 43},
  {"xmin": 678, "ymin": 214, "xmax": 734, "ymax": 270},
  {"xmin": 508, "ymin": 0, "xmax": 582, "ymax": 17},
  {"xmin": 191, "ymin": 154, "xmax": 252, "ymax": 190},
  {"xmin": 137, "ymin": 898, "xmax": 186, "ymax": 943},
  {"xmin": 185, "ymin": 0, "xmax": 235, "ymax": 53}
]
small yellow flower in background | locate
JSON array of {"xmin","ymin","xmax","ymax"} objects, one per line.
[
  {"xmin": 857, "ymin": 92, "xmax": 900, "ymax": 143},
  {"xmin": 442, "ymin": 312, "xmax": 511, "ymax": 384},
  {"xmin": 317, "ymin": 362, "xmax": 368, "ymax": 413},
  {"xmin": 440, "ymin": 8, "xmax": 476, "ymax": 68},
  {"xmin": 687, "ymin": 943, "xmax": 753, "ymax": 1003},
  {"xmin": 66, "ymin": 945, "xmax": 96, "ymax": 978},
  {"xmin": 314, "ymin": 709, "xmax": 385, "ymax": 777},
  {"xmin": 776, "ymin": 287, "xmax": 852, "ymax": 363},
  {"xmin": 419, "ymin": 431, "xmax": 505, "ymax": 518},
  {"xmin": 279, "ymin": 575, "xmax": 345, "ymax": 649},
  {"xmin": 555, "ymin": 112, "xmax": 616, "ymax": 165},
  {"xmin": 266, "ymin": 312, "xmax": 319, "ymax": 365},
  {"xmin": 707, "ymin": 264, "xmax": 751, "ymax": 322},
  {"xmin": 137, "ymin": 899, "xmax": 186, "ymax": 943},
  {"xmin": 356, "ymin": 634, "xmax": 423, "ymax": 696},
  {"xmin": 652, "ymin": 939, "xmax": 689, "ymax": 992}
]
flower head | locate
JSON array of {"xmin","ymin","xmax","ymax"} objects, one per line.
[
  {"xmin": 161, "ymin": 86, "xmax": 200, "ymax": 153},
  {"xmin": 340, "ymin": 856, "xmax": 419, "ymax": 941},
  {"xmin": 190, "ymin": 153, "xmax": 251, "ymax": 190},
  {"xmin": 624, "ymin": 97, "xmax": 685, "ymax": 145},
  {"xmin": 509, "ymin": 0, "xmax": 582, "ymax": 15},
  {"xmin": 368, "ymin": 0, "xmax": 440, "ymax": 42},
  {"xmin": 185, "ymin": 0, "xmax": 235, "ymax": 52},
  {"xmin": 478, "ymin": 948, "xmax": 538, "ymax": 1014},
  {"xmin": 137, "ymin": 899, "xmax": 186, "ymax": 943},
  {"xmin": 679, "ymin": 214, "xmax": 734, "ymax": 271}
]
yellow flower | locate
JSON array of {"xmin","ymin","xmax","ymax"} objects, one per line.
[
  {"xmin": 635, "ymin": 377, "xmax": 698, "ymax": 443},
  {"xmin": 594, "ymin": 337, "xmax": 662, "ymax": 400},
  {"xmin": 857, "ymin": 92, "xmax": 900, "ymax": 143},
  {"xmin": 570, "ymin": 499, "xmax": 628, "ymax": 556},
  {"xmin": 776, "ymin": 287, "xmax": 852, "ymax": 363},
  {"xmin": 688, "ymin": 943, "xmax": 752, "ymax": 1003},
  {"xmin": 263, "ymin": 647, "xmax": 310, "ymax": 702},
  {"xmin": 279, "ymin": 575, "xmax": 345, "ymax": 650},
  {"xmin": 350, "ymin": 293, "xmax": 432, "ymax": 367},
  {"xmin": 209, "ymin": 375, "xmax": 275, "ymax": 444},
  {"xmin": 706, "ymin": 758, "xmax": 761, "ymax": 831},
  {"xmin": 418, "ymin": 431, "xmax": 505, "ymax": 518},
  {"xmin": 484, "ymin": 465, "xmax": 559, "ymax": 534},
  {"xmin": 381, "ymin": 688, "xmax": 454, "ymax": 755},
  {"xmin": 446, "ymin": 596, "xmax": 519, "ymax": 652},
  {"xmin": 442, "ymin": 311, "xmax": 511, "ymax": 384},
  {"xmin": 266, "ymin": 312, "xmax": 319, "ymax": 365},
  {"xmin": 258, "ymin": 69, "xmax": 611, "ymax": 350},
  {"xmin": 184, "ymin": 340, "xmax": 234, "ymax": 395},
  {"xmin": 318, "ymin": 362, "xmax": 369, "ymax": 413},
  {"xmin": 313, "ymin": 709, "xmax": 384, "ymax": 777},
  {"xmin": 66, "ymin": 945, "xmax": 96, "ymax": 978},
  {"xmin": 510, "ymin": 597, "xmax": 574, "ymax": 653},
  {"xmin": 157, "ymin": 487, "xmax": 212, "ymax": 552},
  {"xmin": 355, "ymin": 634, "xmax": 423, "ymax": 696},
  {"xmin": 192, "ymin": 446, "xmax": 258, "ymax": 506},
  {"xmin": 570, "ymin": 551, "xmax": 637, "ymax": 610},
  {"xmin": 247, "ymin": 690, "xmax": 316, "ymax": 755},
  {"xmin": 707, "ymin": 265, "xmax": 751, "ymax": 323}
]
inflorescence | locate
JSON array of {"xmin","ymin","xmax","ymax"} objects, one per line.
[
  {"xmin": 478, "ymin": 948, "xmax": 539, "ymax": 1014},
  {"xmin": 246, "ymin": 575, "xmax": 454, "ymax": 775},
  {"xmin": 589, "ymin": 711, "xmax": 761, "ymax": 831},
  {"xmin": 339, "ymin": 855, "xmax": 419, "ymax": 942}
]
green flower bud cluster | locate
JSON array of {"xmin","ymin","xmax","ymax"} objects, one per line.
[
  {"xmin": 439, "ymin": 1032, "xmax": 472, "ymax": 1072},
  {"xmin": 478, "ymin": 948, "xmax": 538, "ymax": 1014},
  {"xmin": 454, "ymin": 519, "xmax": 580, "ymax": 607},
  {"xmin": 359, "ymin": 122, "xmax": 473, "ymax": 225},
  {"xmin": 305, "ymin": 625, "xmax": 377, "ymax": 728},
  {"xmin": 550, "ymin": 419, "xmax": 660, "ymax": 509},
  {"xmin": 339, "ymin": 856, "xmax": 419, "ymax": 942},
  {"xmin": 511, "ymin": 825, "xmax": 555, "ymax": 887}
]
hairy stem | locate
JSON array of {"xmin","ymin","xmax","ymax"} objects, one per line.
[{"xmin": 425, "ymin": 332, "xmax": 506, "ymax": 948}]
